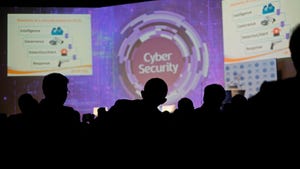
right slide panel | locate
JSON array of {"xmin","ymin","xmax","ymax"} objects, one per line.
[
  {"xmin": 222, "ymin": 0, "xmax": 300, "ymax": 98},
  {"xmin": 223, "ymin": 0, "xmax": 300, "ymax": 63}
]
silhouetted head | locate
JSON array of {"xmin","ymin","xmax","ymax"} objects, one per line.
[
  {"xmin": 231, "ymin": 94, "xmax": 247, "ymax": 105},
  {"xmin": 289, "ymin": 24, "xmax": 300, "ymax": 73},
  {"xmin": 18, "ymin": 93, "xmax": 38, "ymax": 115},
  {"xmin": 141, "ymin": 78, "xmax": 168, "ymax": 107},
  {"xmin": 178, "ymin": 97, "xmax": 194, "ymax": 111},
  {"xmin": 42, "ymin": 73, "xmax": 69, "ymax": 105},
  {"xmin": 203, "ymin": 84, "xmax": 225, "ymax": 107}
]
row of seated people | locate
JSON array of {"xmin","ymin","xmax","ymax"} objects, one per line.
[
  {"xmin": 1, "ymin": 75, "xmax": 251, "ymax": 134},
  {"xmin": 0, "ymin": 78, "xmax": 239, "ymax": 128},
  {"xmin": 0, "ymin": 76, "xmax": 295, "ymax": 135}
]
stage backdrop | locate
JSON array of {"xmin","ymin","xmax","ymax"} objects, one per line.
[{"xmin": 0, "ymin": 0, "xmax": 224, "ymax": 115}]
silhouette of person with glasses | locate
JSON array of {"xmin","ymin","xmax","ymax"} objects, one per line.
[{"xmin": 37, "ymin": 73, "xmax": 80, "ymax": 132}]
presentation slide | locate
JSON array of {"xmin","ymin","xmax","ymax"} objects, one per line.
[
  {"xmin": 223, "ymin": 0, "xmax": 300, "ymax": 63},
  {"xmin": 7, "ymin": 14, "xmax": 92, "ymax": 76},
  {"xmin": 222, "ymin": 0, "xmax": 300, "ymax": 99},
  {"xmin": 1, "ymin": 0, "xmax": 224, "ymax": 115}
]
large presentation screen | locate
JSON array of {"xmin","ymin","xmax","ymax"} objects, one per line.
[
  {"xmin": 222, "ymin": 0, "xmax": 300, "ymax": 98},
  {"xmin": 223, "ymin": 0, "xmax": 300, "ymax": 63},
  {"xmin": 0, "ymin": 0, "xmax": 224, "ymax": 115},
  {"xmin": 7, "ymin": 14, "xmax": 92, "ymax": 76}
]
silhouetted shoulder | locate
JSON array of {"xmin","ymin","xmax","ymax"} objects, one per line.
[
  {"xmin": 109, "ymin": 99, "xmax": 140, "ymax": 111},
  {"xmin": 249, "ymin": 76, "xmax": 300, "ymax": 114},
  {"xmin": 63, "ymin": 106, "xmax": 80, "ymax": 116},
  {"xmin": 258, "ymin": 77, "xmax": 300, "ymax": 96},
  {"xmin": 114, "ymin": 99, "xmax": 136, "ymax": 106}
]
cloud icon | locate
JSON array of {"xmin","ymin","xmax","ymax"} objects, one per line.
[
  {"xmin": 51, "ymin": 26, "xmax": 64, "ymax": 35},
  {"xmin": 262, "ymin": 3, "xmax": 275, "ymax": 15}
]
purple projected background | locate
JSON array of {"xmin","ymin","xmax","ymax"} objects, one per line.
[{"xmin": 0, "ymin": 0, "xmax": 223, "ymax": 115}]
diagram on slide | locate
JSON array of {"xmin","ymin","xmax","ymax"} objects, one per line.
[
  {"xmin": 223, "ymin": 0, "xmax": 300, "ymax": 63},
  {"xmin": 7, "ymin": 14, "xmax": 92, "ymax": 76}
]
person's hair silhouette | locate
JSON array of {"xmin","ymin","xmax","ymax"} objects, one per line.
[
  {"xmin": 177, "ymin": 97, "xmax": 194, "ymax": 112},
  {"xmin": 141, "ymin": 77, "xmax": 168, "ymax": 107},
  {"xmin": 195, "ymin": 83, "xmax": 226, "ymax": 114},
  {"xmin": 7, "ymin": 93, "xmax": 38, "ymax": 130},
  {"xmin": 18, "ymin": 93, "xmax": 38, "ymax": 116},
  {"xmin": 42, "ymin": 72, "xmax": 69, "ymax": 106},
  {"xmin": 170, "ymin": 97, "xmax": 194, "ymax": 129}
]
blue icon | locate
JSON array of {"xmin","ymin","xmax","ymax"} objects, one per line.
[
  {"xmin": 262, "ymin": 3, "xmax": 275, "ymax": 14},
  {"xmin": 51, "ymin": 26, "xmax": 64, "ymax": 35}
]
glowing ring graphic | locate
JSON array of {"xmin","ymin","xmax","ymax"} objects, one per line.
[{"xmin": 118, "ymin": 11, "xmax": 209, "ymax": 104}]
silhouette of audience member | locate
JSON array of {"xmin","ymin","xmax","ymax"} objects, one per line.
[
  {"xmin": 93, "ymin": 107, "xmax": 108, "ymax": 129},
  {"xmin": 247, "ymin": 24, "xmax": 300, "ymax": 151},
  {"xmin": 223, "ymin": 94, "xmax": 248, "ymax": 114},
  {"xmin": 18, "ymin": 93, "xmax": 38, "ymax": 115},
  {"xmin": 177, "ymin": 97, "xmax": 195, "ymax": 112},
  {"xmin": 171, "ymin": 97, "xmax": 194, "ymax": 129},
  {"xmin": 37, "ymin": 73, "xmax": 80, "ymax": 132},
  {"xmin": 7, "ymin": 93, "xmax": 38, "ymax": 130},
  {"xmin": 82, "ymin": 113, "xmax": 95, "ymax": 126},
  {"xmin": 107, "ymin": 77, "xmax": 168, "ymax": 132},
  {"xmin": 222, "ymin": 94, "xmax": 250, "ymax": 132},
  {"xmin": 80, "ymin": 113, "xmax": 96, "ymax": 136},
  {"xmin": 193, "ymin": 84, "xmax": 226, "ymax": 131},
  {"xmin": 231, "ymin": 94, "xmax": 248, "ymax": 110},
  {"xmin": 248, "ymin": 24, "xmax": 300, "ymax": 118},
  {"xmin": 194, "ymin": 84, "xmax": 226, "ymax": 114}
]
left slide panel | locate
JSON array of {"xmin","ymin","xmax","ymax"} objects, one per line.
[{"xmin": 7, "ymin": 14, "xmax": 92, "ymax": 76}]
